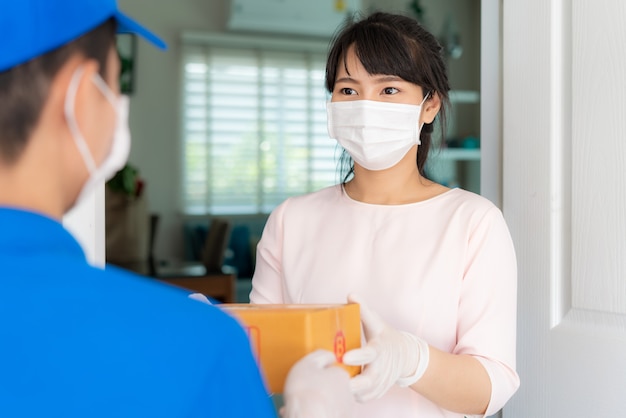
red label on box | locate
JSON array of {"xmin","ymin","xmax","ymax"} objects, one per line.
[{"xmin": 334, "ymin": 330, "xmax": 346, "ymax": 362}]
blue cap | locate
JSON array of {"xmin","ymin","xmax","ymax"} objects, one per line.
[{"xmin": 0, "ymin": 0, "xmax": 167, "ymax": 72}]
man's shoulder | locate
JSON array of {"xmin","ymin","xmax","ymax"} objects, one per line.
[
  {"xmin": 83, "ymin": 266, "xmax": 245, "ymax": 332},
  {"xmin": 3, "ymin": 259, "xmax": 247, "ymax": 345}
]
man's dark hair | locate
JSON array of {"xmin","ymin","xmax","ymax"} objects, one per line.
[{"xmin": 0, "ymin": 19, "xmax": 117, "ymax": 164}]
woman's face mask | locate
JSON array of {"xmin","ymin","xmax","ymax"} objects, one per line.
[
  {"xmin": 64, "ymin": 66, "xmax": 131, "ymax": 205},
  {"xmin": 326, "ymin": 95, "xmax": 429, "ymax": 171}
]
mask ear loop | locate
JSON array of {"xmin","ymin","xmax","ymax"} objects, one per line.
[
  {"xmin": 92, "ymin": 73, "xmax": 118, "ymax": 106},
  {"xmin": 416, "ymin": 91, "xmax": 432, "ymax": 146},
  {"xmin": 64, "ymin": 66, "xmax": 97, "ymax": 174}
]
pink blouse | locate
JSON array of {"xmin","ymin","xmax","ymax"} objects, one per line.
[{"xmin": 251, "ymin": 185, "xmax": 520, "ymax": 417}]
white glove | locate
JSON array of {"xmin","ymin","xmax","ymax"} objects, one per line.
[
  {"xmin": 188, "ymin": 293, "xmax": 212, "ymax": 304},
  {"xmin": 342, "ymin": 294, "xmax": 430, "ymax": 402},
  {"xmin": 282, "ymin": 350, "xmax": 356, "ymax": 418}
]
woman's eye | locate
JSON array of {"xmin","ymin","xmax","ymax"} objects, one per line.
[
  {"xmin": 340, "ymin": 87, "xmax": 357, "ymax": 95},
  {"xmin": 383, "ymin": 87, "xmax": 399, "ymax": 95}
]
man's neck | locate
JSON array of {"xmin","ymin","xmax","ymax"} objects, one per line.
[{"xmin": 0, "ymin": 136, "xmax": 69, "ymax": 219}]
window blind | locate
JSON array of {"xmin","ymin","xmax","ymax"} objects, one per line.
[{"xmin": 181, "ymin": 35, "xmax": 338, "ymax": 215}]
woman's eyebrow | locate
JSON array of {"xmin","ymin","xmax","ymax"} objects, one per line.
[
  {"xmin": 335, "ymin": 75, "xmax": 404, "ymax": 84},
  {"xmin": 335, "ymin": 76, "xmax": 358, "ymax": 84},
  {"xmin": 373, "ymin": 75, "xmax": 404, "ymax": 82}
]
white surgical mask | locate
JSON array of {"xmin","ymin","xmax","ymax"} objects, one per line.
[
  {"xmin": 326, "ymin": 96, "xmax": 428, "ymax": 171},
  {"xmin": 64, "ymin": 66, "xmax": 131, "ymax": 204}
]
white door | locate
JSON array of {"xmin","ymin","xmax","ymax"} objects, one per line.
[
  {"xmin": 63, "ymin": 183, "xmax": 106, "ymax": 268},
  {"xmin": 495, "ymin": 0, "xmax": 626, "ymax": 416}
]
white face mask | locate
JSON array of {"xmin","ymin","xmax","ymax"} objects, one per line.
[
  {"xmin": 326, "ymin": 96, "xmax": 428, "ymax": 171},
  {"xmin": 64, "ymin": 66, "xmax": 131, "ymax": 204}
]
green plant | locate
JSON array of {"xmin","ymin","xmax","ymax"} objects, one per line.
[
  {"xmin": 106, "ymin": 164, "xmax": 138, "ymax": 196},
  {"xmin": 408, "ymin": 0, "xmax": 425, "ymax": 22}
]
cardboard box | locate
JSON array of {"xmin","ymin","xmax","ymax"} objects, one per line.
[{"xmin": 220, "ymin": 303, "xmax": 361, "ymax": 393}]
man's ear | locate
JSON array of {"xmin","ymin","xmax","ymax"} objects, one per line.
[
  {"xmin": 421, "ymin": 91, "xmax": 442, "ymax": 125},
  {"xmin": 66, "ymin": 60, "xmax": 102, "ymax": 127},
  {"xmin": 44, "ymin": 56, "xmax": 105, "ymax": 184},
  {"xmin": 46, "ymin": 56, "xmax": 100, "ymax": 130}
]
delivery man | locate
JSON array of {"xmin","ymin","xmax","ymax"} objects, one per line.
[{"xmin": 0, "ymin": 1, "xmax": 354, "ymax": 416}]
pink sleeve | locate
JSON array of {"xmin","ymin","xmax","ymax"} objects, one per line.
[
  {"xmin": 249, "ymin": 201, "xmax": 287, "ymax": 304},
  {"xmin": 455, "ymin": 206, "xmax": 520, "ymax": 415}
]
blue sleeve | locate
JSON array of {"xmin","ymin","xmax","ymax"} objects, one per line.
[{"xmin": 188, "ymin": 315, "xmax": 277, "ymax": 418}]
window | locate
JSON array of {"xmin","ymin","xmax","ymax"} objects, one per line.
[{"xmin": 181, "ymin": 34, "xmax": 338, "ymax": 215}]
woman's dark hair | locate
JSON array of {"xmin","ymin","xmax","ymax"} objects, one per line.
[
  {"xmin": 325, "ymin": 12, "xmax": 450, "ymax": 182},
  {"xmin": 0, "ymin": 19, "xmax": 117, "ymax": 165}
]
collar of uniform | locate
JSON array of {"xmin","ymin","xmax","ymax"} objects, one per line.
[{"xmin": 0, "ymin": 207, "xmax": 87, "ymax": 261}]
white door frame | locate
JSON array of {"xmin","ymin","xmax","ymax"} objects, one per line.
[{"xmin": 480, "ymin": 0, "xmax": 502, "ymax": 208}]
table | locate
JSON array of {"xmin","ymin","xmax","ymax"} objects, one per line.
[{"xmin": 156, "ymin": 262, "xmax": 237, "ymax": 304}]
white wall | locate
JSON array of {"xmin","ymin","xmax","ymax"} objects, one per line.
[
  {"xmin": 118, "ymin": 0, "xmax": 229, "ymax": 261},
  {"xmin": 118, "ymin": 0, "xmax": 479, "ymax": 263}
]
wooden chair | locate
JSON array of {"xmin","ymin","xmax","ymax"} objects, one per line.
[
  {"xmin": 156, "ymin": 217, "xmax": 236, "ymax": 303},
  {"xmin": 200, "ymin": 217, "xmax": 232, "ymax": 273}
]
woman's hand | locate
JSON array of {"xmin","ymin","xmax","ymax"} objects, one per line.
[{"xmin": 342, "ymin": 294, "xmax": 430, "ymax": 402}]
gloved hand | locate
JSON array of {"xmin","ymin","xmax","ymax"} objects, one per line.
[
  {"xmin": 342, "ymin": 294, "xmax": 430, "ymax": 402},
  {"xmin": 282, "ymin": 350, "xmax": 355, "ymax": 418},
  {"xmin": 188, "ymin": 293, "xmax": 212, "ymax": 304}
]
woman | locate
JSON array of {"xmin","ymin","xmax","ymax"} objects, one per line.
[{"xmin": 251, "ymin": 12, "xmax": 519, "ymax": 417}]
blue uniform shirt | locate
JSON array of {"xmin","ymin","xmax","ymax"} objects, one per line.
[{"xmin": 0, "ymin": 207, "xmax": 276, "ymax": 418}]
